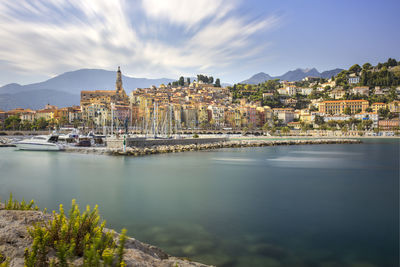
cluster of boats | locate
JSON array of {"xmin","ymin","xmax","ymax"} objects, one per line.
[{"xmin": 15, "ymin": 130, "xmax": 105, "ymax": 151}]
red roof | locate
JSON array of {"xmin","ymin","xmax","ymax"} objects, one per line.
[{"xmin": 323, "ymin": 100, "xmax": 368, "ymax": 103}]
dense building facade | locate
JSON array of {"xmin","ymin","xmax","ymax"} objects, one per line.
[
  {"xmin": 80, "ymin": 67, "xmax": 129, "ymax": 107},
  {"xmin": 319, "ymin": 100, "xmax": 369, "ymax": 114},
  {"xmin": 80, "ymin": 67, "xmax": 130, "ymax": 126}
]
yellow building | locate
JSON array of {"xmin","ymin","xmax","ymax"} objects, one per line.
[
  {"xmin": 329, "ymin": 89, "xmax": 346, "ymax": 99},
  {"xmin": 319, "ymin": 100, "xmax": 369, "ymax": 114},
  {"xmin": 371, "ymin": 103, "xmax": 387, "ymax": 113},
  {"xmin": 388, "ymin": 100, "xmax": 400, "ymax": 113},
  {"xmin": 35, "ymin": 109, "xmax": 55, "ymax": 120},
  {"xmin": 54, "ymin": 108, "xmax": 69, "ymax": 122},
  {"xmin": 80, "ymin": 66, "xmax": 129, "ymax": 107},
  {"xmin": 299, "ymin": 109, "xmax": 314, "ymax": 124},
  {"xmin": 20, "ymin": 109, "xmax": 36, "ymax": 122},
  {"xmin": 198, "ymin": 104, "xmax": 209, "ymax": 125}
]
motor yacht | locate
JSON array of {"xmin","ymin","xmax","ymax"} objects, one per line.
[{"xmin": 15, "ymin": 135, "xmax": 64, "ymax": 151}]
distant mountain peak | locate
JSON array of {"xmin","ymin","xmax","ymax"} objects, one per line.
[
  {"xmin": 0, "ymin": 69, "xmax": 175, "ymax": 110},
  {"xmin": 300, "ymin": 67, "xmax": 318, "ymax": 73},
  {"xmin": 1, "ymin": 82, "xmax": 22, "ymax": 88},
  {"xmin": 240, "ymin": 72, "xmax": 272, "ymax": 84},
  {"xmin": 240, "ymin": 67, "xmax": 343, "ymax": 84}
]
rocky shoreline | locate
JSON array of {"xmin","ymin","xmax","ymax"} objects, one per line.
[
  {"xmin": 65, "ymin": 139, "xmax": 362, "ymax": 156},
  {"xmin": 0, "ymin": 203, "xmax": 211, "ymax": 267}
]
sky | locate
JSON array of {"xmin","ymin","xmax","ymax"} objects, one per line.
[{"xmin": 0, "ymin": 0, "xmax": 399, "ymax": 86}]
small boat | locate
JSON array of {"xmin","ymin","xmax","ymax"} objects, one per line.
[
  {"xmin": 15, "ymin": 135, "xmax": 64, "ymax": 151},
  {"xmin": 58, "ymin": 129, "xmax": 80, "ymax": 144},
  {"xmin": 76, "ymin": 137, "xmax": 91, "ymax": 147}
]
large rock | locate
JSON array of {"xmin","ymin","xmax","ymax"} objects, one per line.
[{"xmin": 0, "ymin": 204, "xmax": 211, "ymax": 267}]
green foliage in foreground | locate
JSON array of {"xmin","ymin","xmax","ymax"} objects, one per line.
[
  {"xmin": 3, "ymin": 193, "xmax": 39, "ymax": 211},
  {"xmin": 0, "ymin": 252, "xmax": 10, "ymax": 267},
  {"xmin": 24, "ymin": 199, "xmax": 127, "ymax": 267}
]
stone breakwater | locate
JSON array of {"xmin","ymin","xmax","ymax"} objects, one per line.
[
  {"xmin": 65, "ymin": 139, "xmax": 362, "ymax": 156},
  {"xmin": 0, "ymin": 204, "xmax": 211, "ymax": 267}
]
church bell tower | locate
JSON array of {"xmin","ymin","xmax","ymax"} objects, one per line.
[{"xmin": 116, "ymin": 66, "xmax": 123, "ymax": 93}]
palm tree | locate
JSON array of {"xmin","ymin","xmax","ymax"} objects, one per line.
[
  {"xmin": 281, "ymin": 127, "xmax": 290, "ymax": 135},
  {"xmin": 262, "ymin": 123, "xmax": 270, "ymax": 135}
]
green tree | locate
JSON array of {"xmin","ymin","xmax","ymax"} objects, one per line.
[
  {"xmin": 344, "ymin": 107, "xmax": 352, "ymax": 115},
  {"xmin": 270, "ymin": 127, "xmax": 276, "ymax": 135},
  {"xmin": 262, "ymin": 122, "xmax": 270, "ymax": 133},
  {"xmin": 186, "ymin": 77, "xmax": 190, "ymax": 85},
  {"xmin": 57, "ymin": 116, "xmax": 68, "ymax": 128},
  {"xmin": 178, "ymin": 76, "xmax": 185, "ymax": 86},
  {"xmin": 35, "ymin": 118, "xmax": 49, "ymax": 130},
  {"xmin": 215, "ymin": 78, "xmax": 221, "ymax": 87},
  {"xmin": 387, "ymin": 58, "xmax": 397, "ymax": 67},
  {"xmin": 300, "ymin": 121, "xmax": 312, "ymax": 132},
  {"xmin": 362, "ymin": 119, "xmax": 373, "ymax": 131},
  {"xmin": 48, "ymin": 118, "xmax": 57, "ymax": 129},
  {"xmin": 72, "ymin": 119, "xmax": 80, "ymax": 129},
  {"xmin": 362, "ymin": 63, "xmax": 372, "ymax": 71},
  {"xmin": 314, "ymin": 115, "xmax": 325, "ymax": 125},
  {"xmin": 349, "ymin": 64, "xmax": 362, "ymax": 74},
  {"xmin": 21, "ymin": 120, "xmax": 32, "ymax": 131},
  {"xmin": 327, "ymin": 120, "xmax": 338, "ymax": 130},
  {"xmin": 4, "ymin": 115, "xmax": 21, "ymax": 130},
  {"xmin": 281, "ymin": 127, "xmax": 290, "ymax": 135},
  {"xmin": 335, "ymin": 70, "xmax": 349, "ymax": 86},
  {"xmin": 378, "ymin": 107, "xmax": 390, "ymax": 119}
]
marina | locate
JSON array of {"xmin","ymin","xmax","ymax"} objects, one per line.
[{"xmin": 0, "ymin": 132, "xmax": 362, "ymax": 155}]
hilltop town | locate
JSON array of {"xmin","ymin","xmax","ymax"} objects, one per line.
[{"xmin": 1, "ymin": 59, "xmax": 399, "ymax": 136}]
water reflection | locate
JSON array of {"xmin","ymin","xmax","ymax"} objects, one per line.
[{"xmin": 0, "ymin": 140, "xmax": 398, "ymax": 267}]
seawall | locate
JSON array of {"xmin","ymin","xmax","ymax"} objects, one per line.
[
  {"xmin": 106, "ymin": 137, "xmax": 229, "ymax": 149},
  {"xmin": 65, "ymin": 139, "xmax": 362, "ymax": 156}
]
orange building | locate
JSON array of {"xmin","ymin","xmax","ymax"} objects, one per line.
[
  {"xmin": 378, "ymin": 118, "xmax": 399, "ymax": 131},
  {"xmin": 319, "ymin": 100, "xmax": 369, "ymax": 114}
]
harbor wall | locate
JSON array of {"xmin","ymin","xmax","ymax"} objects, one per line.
[
  {"xmin": 106, "ymin": 137, "xmax": 229, "ymax": 149},
  {"xmin": 68, "ymin": 139, "xmax": 362, "ymax": 156}
]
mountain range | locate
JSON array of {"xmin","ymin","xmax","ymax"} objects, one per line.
[
  {"xmin": 240, "ymin": 68, "xmax": 344, "ymax": 84},
  {"xmin": 0, "ymin": 69, "xmax": 174, "ymax": 110}
]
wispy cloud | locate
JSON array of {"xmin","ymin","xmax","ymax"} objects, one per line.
[
  {"xmin": 141, "ymin": 0, "xmax": 235, "ymax": 30},
  {"xmin": 0, "ymin": 0, "xmax": 279, "ymax": 84}
]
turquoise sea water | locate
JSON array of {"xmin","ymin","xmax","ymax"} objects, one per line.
[{"xmin": 0, "ymin": 139, "xmax": 398, "ymax": 266}]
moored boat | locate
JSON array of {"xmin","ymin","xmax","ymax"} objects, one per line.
[{"xmin": 15, "ymin": 135, "xmax": 64, "ymax": 151}]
